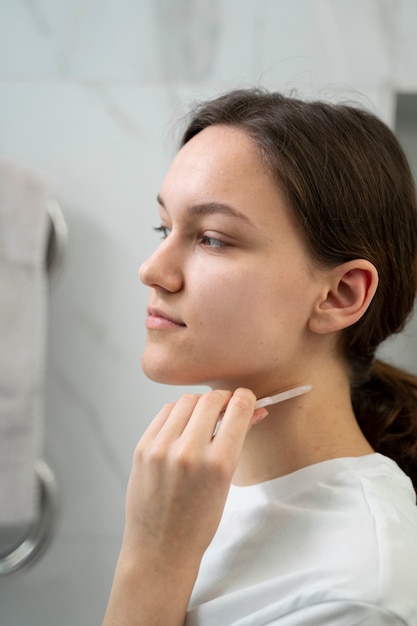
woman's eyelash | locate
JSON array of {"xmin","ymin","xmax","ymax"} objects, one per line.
[
  {"xmin": 153, "ymin": 225, "xmax": 171, "ymax": 239},
  {"xmin": 153, "ymin": 226, "xmax": 228, "ymax": 249}
]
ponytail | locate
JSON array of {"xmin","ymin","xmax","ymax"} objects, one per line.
[{"xmin": 352, "ymin": 359, "xmax": 417, "ymax": 494}]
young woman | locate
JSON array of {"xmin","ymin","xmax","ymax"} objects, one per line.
[{"xmin": 103, "ymin": 89, "xmax": 417, "ymax": 625}]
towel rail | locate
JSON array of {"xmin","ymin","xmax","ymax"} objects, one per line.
[
  {"xmin": 0, "ymin": 460, "xmax": 57, "ymax": 578},
  {"xmin": 0, "ymin": 200, "xmax": 65, "ymax": 577}
]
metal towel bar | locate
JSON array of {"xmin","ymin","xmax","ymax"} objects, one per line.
[
  {"xmin": 0, "ymin": 460, "xmax": 57, "ymax": 578},
  {"xmin": 0, "ymin": 201, "xmax": 66, "ymax": 577}
]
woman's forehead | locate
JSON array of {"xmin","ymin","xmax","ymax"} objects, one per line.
[{"xmin": 161, "ymin": 126, "xmax": 277, "ymax": 208}]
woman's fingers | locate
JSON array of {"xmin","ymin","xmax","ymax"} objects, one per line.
[
  {"xmin": 152, "ymin": 393, "xmax": 202, "ymax": 441},
  {"xmin": 210, "ymin": 388, "xmax": 258, "ymax": 457},
  {"xmin": 179, "ymin": 389, "xmax": 233, "ymax": 442},
  {"xmin": 137, "ymin": 388, "xmax": 269, "ymax": 493},
  {"xmin": 142, "ymin": 388, "xmax": 265, "ymax": 451},
  {"xmin": 143, "ymin": 390, "xmax": 233, "ymax": 447}
]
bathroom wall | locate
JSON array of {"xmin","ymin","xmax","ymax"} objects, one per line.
[{"xmin": 0, "ymin": 1, "xmax": 416, "ymax": 624}]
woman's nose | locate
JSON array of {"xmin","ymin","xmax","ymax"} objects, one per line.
[{"xmin": 139, "ymin": 239, "xmax": 184, "ymax": 292}]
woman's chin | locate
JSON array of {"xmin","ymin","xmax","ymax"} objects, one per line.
[
  {"xmin": 141, "ymin": 357, "xmax": 200, "ymax": 386},
  {"xmin": 141, "ymin": 347, "xmax": 248, "ymax": 388}
]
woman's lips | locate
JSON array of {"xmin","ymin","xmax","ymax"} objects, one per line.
[{"xmin": 145, "ymin": 308, "xmax": 186, "ymax": 330}]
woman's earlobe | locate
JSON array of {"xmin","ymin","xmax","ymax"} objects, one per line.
[{"xmin": 308, "ymin": 260, "xmax": 379, "ymax": 335}]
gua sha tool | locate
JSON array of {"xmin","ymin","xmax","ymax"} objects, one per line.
[
  {"xmin": 254, "ymin": 384, "xmax": 313, "ymax": 409},
  {"xmin": 212, "ymin": 384, "xmax": 313, "ymax": 438}
]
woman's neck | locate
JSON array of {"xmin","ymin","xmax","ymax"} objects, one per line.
[{"xmin": 232, "ymin": 367, "xmax": 374, "ymax": 486}]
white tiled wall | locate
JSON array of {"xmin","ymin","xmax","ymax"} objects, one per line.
[{"xmin": 0, "ymin": 1, "xmax": 416, "ymax": 624}]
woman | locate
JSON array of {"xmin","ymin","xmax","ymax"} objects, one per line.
[{"xmin": 103, "ymin": 89, "xmax": 417, "ymax": 625}]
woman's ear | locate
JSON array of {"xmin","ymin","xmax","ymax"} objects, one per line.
[{"xmin": 308, "ymin": 260, "xmax": 379, "ymax": 335}]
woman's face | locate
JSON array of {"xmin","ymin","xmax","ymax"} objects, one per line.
[{"xmin": 139, "ymin": 125, "xmax": 326, "ymax": 396}]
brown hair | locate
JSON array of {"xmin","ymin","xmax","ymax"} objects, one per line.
[{"xmin": 181, "ymin": 88, "xmax": 417, "ymax": 491}]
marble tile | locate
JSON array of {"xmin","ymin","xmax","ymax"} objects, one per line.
[
  {"xmin": 0, "ymin": 82, "xmax": 170, "ymax": 256},
  {"xmin": 0, "ymin": 0, "xmax": 222, "ymax": 83},
  {"xmin": 64, "ymin": 0, "xmax": 157, "ymax": 82},
  {"xmin": 257, "ymin": 0, "xmax": 396, "ymax": 89},
  {"xmin": 0, "ymin": 0, "xmax": 416, "ymax": 90},
  {"xmin": 151, "ymin": 0, "xmax": 221, "ymax": 82},
  {"xmin": 202, "ymin": 0, "xmax": 260, "ymax": 86},
  {"xmin": 0, "ymin": 0, "xmax": 76, "ymax": 77}
]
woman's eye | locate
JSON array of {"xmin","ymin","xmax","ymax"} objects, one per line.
[
  {"xmin": 153, "ymin": 226, "xmax": 228, "ymax": 249},
  {"xmin": 200, "ymin": 235, "xmax": 227, "ymax": 249},
  {"xmin": 153, "ymin": 225, "xmax": 171, "ymax": 239}
]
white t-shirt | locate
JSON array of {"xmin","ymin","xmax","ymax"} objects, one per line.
[{"xmin": 186, "ymin": 454, "xmax": 417, "ymax": 625}]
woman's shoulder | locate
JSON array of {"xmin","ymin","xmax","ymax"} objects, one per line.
[
  {"xmin": 229, "ymin": 452, "xmax": 416, "ymax": 509},
  {"xmin": 190, "ymin": 454, "xmax": 417, "ymax": 624},
  {"xmin": 226, "ymin": 453, "xmax": 417, "ymax": 593},
  {"xmin": 260, "ymin": 454, "xmax": 416, "ymax": 582}
]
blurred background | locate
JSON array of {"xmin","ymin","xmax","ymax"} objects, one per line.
[{"xmin": 0, "ymin": 1, "xmax": 416, "ymax": 624}]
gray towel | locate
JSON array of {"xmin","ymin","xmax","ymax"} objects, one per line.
[{"xmin": 0, "ymin": 157, "xmax": 52, "ymax": 526}]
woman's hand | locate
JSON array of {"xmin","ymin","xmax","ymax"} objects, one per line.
[
  {"xmin": 103, "ymin": 388, "xmax": 267, "ymax": 626},
  {"xmin": 125, "ymin": 388, "xmax": 265, "ymax": 564}
]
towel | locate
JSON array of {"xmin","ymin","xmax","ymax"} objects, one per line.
[{"xmin": 0, "ymin": 157, "xmax": 52, "ymax": 526}]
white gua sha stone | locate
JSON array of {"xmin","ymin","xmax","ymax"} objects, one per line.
[
  {"xmin": 212, "ymin": 384, "xmax": 313, "ymax": 437},
  {"xmin": 254, "ymin": 384, "xmax": 313, "ymax": 409}
]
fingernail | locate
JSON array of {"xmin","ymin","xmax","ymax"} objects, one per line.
[{"xmin": 252, "ymin": 408, "xmax": 269, "ymax": 425}]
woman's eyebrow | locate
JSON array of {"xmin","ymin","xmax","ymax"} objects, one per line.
[{"xmin": 156, "ymin": 194, "xmax": 255, "ymax": 227}]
